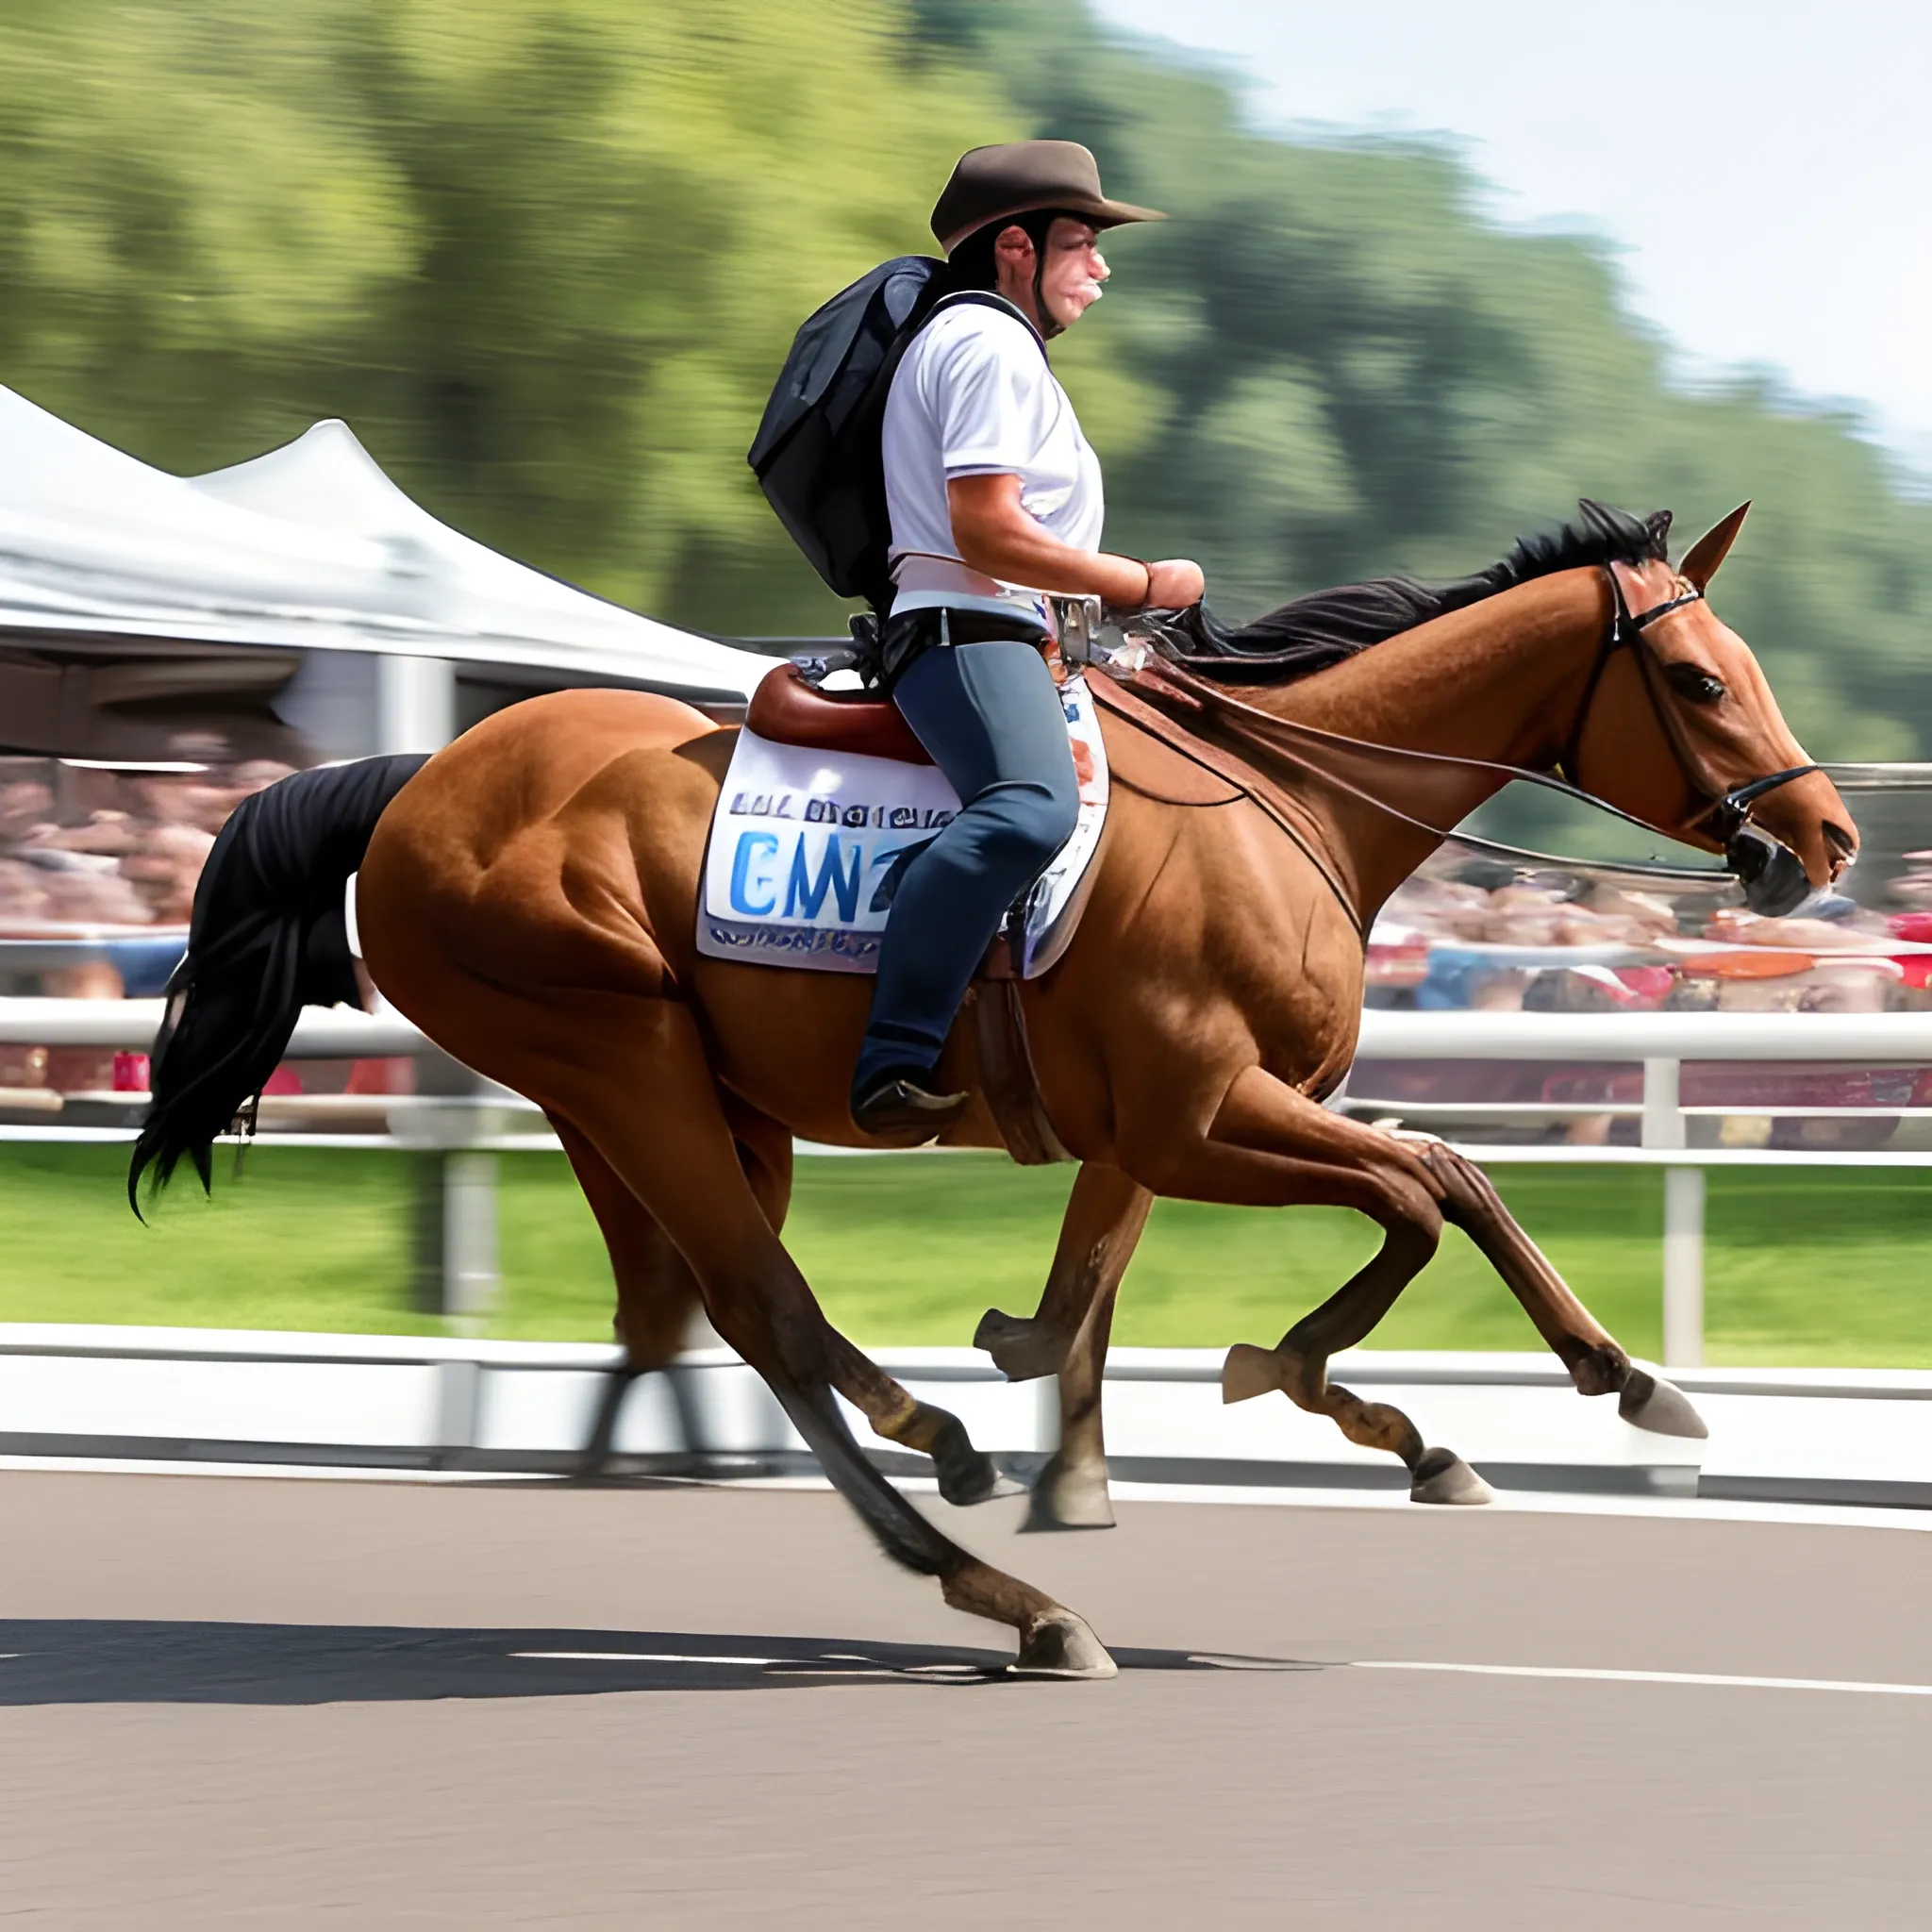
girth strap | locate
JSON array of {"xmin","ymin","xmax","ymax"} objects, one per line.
[{"xmin": 968, "ymin": 978, "xmax": 1074, "ymax": 1166}]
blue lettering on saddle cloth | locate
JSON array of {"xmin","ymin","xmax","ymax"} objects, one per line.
[
  {"xmin": 697, "ymin": 676, "xmax": 1111, "ymax": 980},
  {"xmin": 727, "ymin": 831, "xmax": 780, "ymax": 915},
  {"xmin": 784, "ymin": 834, "xmax": 862, "ymax": 924}
]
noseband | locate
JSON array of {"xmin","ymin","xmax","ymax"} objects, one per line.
[{"xmin": 1563, "ymin": 568, "xmax": 1820, "ymax": 913}]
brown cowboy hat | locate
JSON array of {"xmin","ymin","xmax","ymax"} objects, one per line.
[{"xmin": 930, "ymin": 140, "xmax": 1166, "ymax": 255}]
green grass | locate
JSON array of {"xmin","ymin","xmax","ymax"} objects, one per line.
[{"xmin": 2, "ymin": 1143, "xmax": 1928, "ymax": 1366}]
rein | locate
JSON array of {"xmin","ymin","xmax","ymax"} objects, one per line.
[{"xmin": 1119, "ymin": 565, "xmax": 1822, "ymax": 908}]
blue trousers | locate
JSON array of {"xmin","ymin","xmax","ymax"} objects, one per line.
[{"xmin": 852, "ymin": 636, "xmax": 1080, "ymax": 1097}]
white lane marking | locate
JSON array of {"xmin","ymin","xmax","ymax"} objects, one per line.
[
  {"xmin": 512, "ymin": 1651, "xmax": 782, "ymax": 1667},
  {"xmin": 511, "ymin": 1649, "xmax": 967, "ymax": 1680},
  {"xmin": 766, "ymin": 1670, "xmax": 903, "ymax": 1678},
  {"xmin": 1354, "ymin": 1659, "xmax": 1932, "ymax": 1697}
]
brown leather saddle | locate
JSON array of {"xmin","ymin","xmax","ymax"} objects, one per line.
[{"xmin": 745, "ymin": 662, "xmax": 932, "ymax": 765}]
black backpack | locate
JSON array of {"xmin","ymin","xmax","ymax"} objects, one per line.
[{"xmin": 748, "ymin": 257, "xmax": 1035, "ymax": 615}]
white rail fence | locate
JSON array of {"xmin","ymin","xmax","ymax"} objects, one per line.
[
  {"xmin": 6, "ymin": 999, "xmax": 1932, "ymax": 1365},
  {"xmin": 4, "ymin": 1327, "xmax": 1932, "ymax": 1511}
]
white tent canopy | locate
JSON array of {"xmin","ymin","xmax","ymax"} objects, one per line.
[{"xmin": 0, "ymin": 386, "xmax": 773, "ymax": 701}]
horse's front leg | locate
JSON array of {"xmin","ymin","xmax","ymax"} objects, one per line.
[
  {"xmin": 1378, "ymin": 1128, "xmax": 1707, "ymax": 1440},
  {"xmin": 1120, "ymin": 1062, "xmax": 1492, "ymax": 1505},
  {"xmin": 974, "ymin": 1162, "xmax": 1154, "ymax": 1530}
]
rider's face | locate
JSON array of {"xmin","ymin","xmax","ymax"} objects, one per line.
[
  {"xmin": 1038, "ymin": 218, "xmax": 1109, "ymax": 326},
  {"xmin": 996, "ymin": 217, "xmax": 1110, "ymax": 329}
]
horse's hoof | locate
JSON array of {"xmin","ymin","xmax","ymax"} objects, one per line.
[
  {"xmin": 1222, "ymin": 1342, "xmax": 1283, "ymax": 1405},
  {"xmin": 936, "ymin": 1456, "xmax": 1026, "ymax": 1507},
  {"xmin": 1021, "ymin": 1450, "xmax": 1116, "ymax": 1531},
  {"xmin": 973, "ymin": 1307, "xmax": 1066, "ymax": 1382},
  {"xmin": 1619, "ymin": 1368, "xmax": 1709, "ymax": 1441},
  {"xmin": 929, "ymin": 1419, "xmax": 1027, "ymax": 1506},
  {"xmin": 1008, "ymin": 1610, "xmax": 1117, "ymax": 1680},
  {"xmin": 1409, "ymin": 1446, "xmax": 1492, "ymax": 1506}
]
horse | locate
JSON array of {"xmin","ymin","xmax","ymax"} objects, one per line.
[{"xmin": 131, "ymin": 499, "xmax": 1856, "ymax": 1679}]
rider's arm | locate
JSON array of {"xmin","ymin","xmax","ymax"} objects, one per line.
[{"xmin": 947, "ymin": 474, "xmax": 1204, "ymax": 609}]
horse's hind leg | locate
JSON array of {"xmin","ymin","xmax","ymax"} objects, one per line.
[
  {"xmin": 543, "ymin": 995, "xmax": 1109, "ymax": 1674},
  {"xmin": 1389, "ymin": 1132, "xmax": 1707, "ymax": 1440},
  {"xmin": 550, "ymin": 1115, "xmax": 706, "ymax": 1474},
  {"xmin": 975, "ymin": 1163, "xmax": 1154, "ymax": 1530},
  {"xmin": 559, "ymin": 1107, "xmax": 1015, "ymax": 1502},
  {"xmin": 558, "ymin": 1091, "xmax": 796, "ymax": 1474}
]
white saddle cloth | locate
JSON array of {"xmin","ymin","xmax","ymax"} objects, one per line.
[{"xmin": 696, "ymin": 672, "xmax": 1109, "ymax": 977}]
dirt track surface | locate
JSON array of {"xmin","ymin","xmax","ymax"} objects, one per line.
[{"xmin": 0, "ymin": 1471, "xmax": 1927, "ymax": 1927}]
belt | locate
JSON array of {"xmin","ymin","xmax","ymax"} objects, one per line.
[{"xmin": 877, "ymin": 605, "xmax": 1050, "ymax": 688}]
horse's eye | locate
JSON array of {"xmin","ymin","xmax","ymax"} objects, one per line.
[{"xmin": 1665, "ymin": 662, "xmax": 1725, "ymax": 705}]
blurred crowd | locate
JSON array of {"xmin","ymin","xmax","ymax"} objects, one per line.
[
  {"xmin": 6, "ymin": 760, "xmax": 1932, "ymax": 1145},
  {"xmin": 0, "ymin": 757, "xmax": 294, "ymax": 935},
  {"xmin": 0, "ymin": 757, "xmax": 299, "ymax": 1102},
  {"xmin": 1349, "ymin": 849, "xmax": 1932, "ymax": 1149},
  {"xmin": 1370, "ymin": 851, "xmax": 1932, "ymax": 1016}
]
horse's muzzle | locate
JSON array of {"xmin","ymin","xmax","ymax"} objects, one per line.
[
  {"xmin": 1707, "ymin": 763, "xmax": 1821, "ymax": 919},
  {"xmin": 1725, "ymin": 824, "xmax": 1813, "ymax": 918}
]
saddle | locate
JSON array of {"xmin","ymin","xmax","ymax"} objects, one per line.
[{"xmin": 745, "ymin": 663, "xmax": 932, "ymax": 765}]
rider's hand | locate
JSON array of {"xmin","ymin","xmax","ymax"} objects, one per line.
[{"xmin": 1145, "ymin": 558, "xmax": 1205, "ymax": 608}]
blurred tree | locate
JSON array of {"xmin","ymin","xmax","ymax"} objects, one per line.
[
  {"xmin": 912, "ymin": 0, "xmax": 1932, "ymax": 759},
  {"xmin": 2, "ymin": 0, "xmax": 1928, "ymax": 754},
  {"xmin": 0, "ymin": 0, "xmax": 1008, "ymax": 633},
  {"xmin": 0, "ymin": 0, "xmax": 416, "ymax": 454},
  {"xmin": 356, "ymin": 0, "xmax": 1011, "ymax": 628}
]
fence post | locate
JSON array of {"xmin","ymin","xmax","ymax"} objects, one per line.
[
  {"xmin": 1642, "ymin": 1058, "xmax": 1705, "ymax": 1368},
  {"xmin": 1661, "ymin": 1168, "xmax": 1706, "ymax": 1369},
  {"xmin": 403, "ymin": 1050, "xmax": 502, "ymax": 1326},
  {"xmin": 377, "ymin": 654, "xmax": 456, "ymax": 755},
  {"xmin": 441, "ymin": 1150, "xmax": 499, "ymax": 1322},
  {"xmin": 1641, "ymin": 1057, "xmax": 1683, "ymax": 1153}
]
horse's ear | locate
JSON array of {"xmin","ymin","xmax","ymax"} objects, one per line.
[{"xmin": 1679, "ymin": 502, "xmax": 1751, "ymax": 589}]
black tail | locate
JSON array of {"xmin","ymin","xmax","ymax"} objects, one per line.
[{"xmin": 127, "ymin": 752, "xmax": 431, "ymax": 1214}]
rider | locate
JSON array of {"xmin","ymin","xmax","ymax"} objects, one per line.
[{"xmin": 850, "ymin": 140, "xmax": 1206, "ymax": 1139}]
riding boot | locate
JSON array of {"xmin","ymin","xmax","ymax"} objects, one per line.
[{"xmin": 850, "ymin": 1069, "xmax": 971, "ymax": 1144}]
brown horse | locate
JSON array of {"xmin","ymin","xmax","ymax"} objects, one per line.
[{"xmin": 136, "ymin": 500, "xmax": 1855, "ymax": 1678}]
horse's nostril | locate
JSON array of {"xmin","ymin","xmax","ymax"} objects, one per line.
[{"xmin": 1823, "ymin": 820, "xmax": 1858, "ymax": 861}]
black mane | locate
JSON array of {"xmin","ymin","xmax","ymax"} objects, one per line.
[{"xmin": 1153, "ymin": 499, "xmax": 1673, "ymax": 685}]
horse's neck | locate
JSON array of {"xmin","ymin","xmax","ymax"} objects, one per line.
[{"xmin": 1239, "ymin": 568, "xmax": 1610, "ymax": 922}]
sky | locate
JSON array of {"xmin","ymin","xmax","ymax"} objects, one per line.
[{"xmin": 1091, "ymin": 0, "xmax": 1932, "ymax": 476}]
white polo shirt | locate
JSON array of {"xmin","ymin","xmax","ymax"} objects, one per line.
[{"xmin": 881, "ymin": 298, "xmax": 1104, "ymax": 622}]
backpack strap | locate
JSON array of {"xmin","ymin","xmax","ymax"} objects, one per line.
[
  {"xmin": 919, "ymin": 289, "xmax": 1050, "ymax": 359},
  {"xmin": 856, "ymin": 289, "xmax": 1050, "ymax": 617}
]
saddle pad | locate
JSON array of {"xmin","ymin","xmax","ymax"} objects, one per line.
[{"xmin": 696, "ymin": 672, "xmax": 1108, "ymax": 977}]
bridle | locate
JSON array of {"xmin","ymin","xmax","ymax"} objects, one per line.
[
  {"xmin": 1114, "ymin": 559, "xmax": 1828, "ymax": 917},
  {"xmin": 1563, "ymin": 565, "xmax": 1820, "ymax": 912}
]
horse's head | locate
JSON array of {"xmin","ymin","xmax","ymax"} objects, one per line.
[{"xmin": 1570, "ymin": 504, "xmax": 1857, "ymax": 915}]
